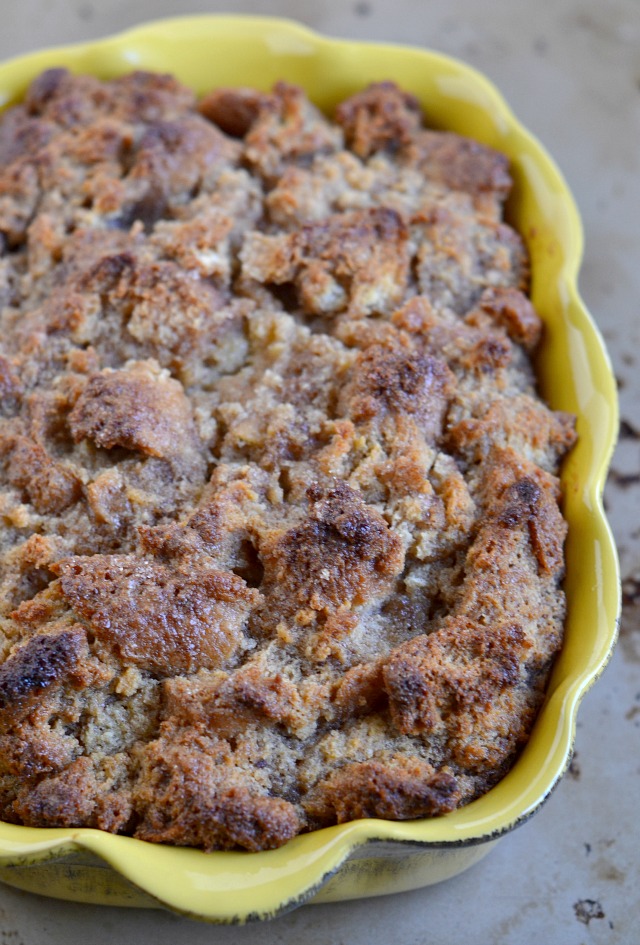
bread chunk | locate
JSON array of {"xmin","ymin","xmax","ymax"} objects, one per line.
[
  {"xmin": 305, "ymin": 755, "xmax": 460, "ymax": 824},
  {"xmin": 0, "ymin": 628, "xmax": 89, "ymax": 711},
  {"xmin": 54, "ymin": 555, "xmax": 259, "ymax": 675},
  {"xmin": 0, "ymin": 72, "xmax": 575, "ymax": 851},
  {"xmin": 241, "ymin": 207, "xmax": 409, "ymax": 317},
  {"xmin": 67, "ymin": 360, "xmax": 205, "ymax": 477}
]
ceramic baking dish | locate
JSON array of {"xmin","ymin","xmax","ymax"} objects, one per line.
[{"xmin": 0, "ymin": 14, "xmax": 620, "ymax": 923}]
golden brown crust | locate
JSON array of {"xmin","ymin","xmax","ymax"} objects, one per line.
[
  {"xmin": 334, "ymin": 81, "xmax": 512, "ymax": 213},
  {"xmin": 0, "ymin": 73, "xmax": 575, "ymax": 850},
  {"xmin": 476, "ymin": 285, "xmax": 542, "ymax": 350},
  {"xmin": 198, "ymin": 87, "xmax": 271, "ymax": 137},
  {"xmin": 412, "ymin": 209, "xmax": 528, "ymax": 315},
  {"xmin": 330, "ymin": 660, "xmax": 386, "ymax": 722},
  {"xmin": 67, "ymin": 361, "xmax": 205, "ymax": 475},
  {"xmin": 305, "ymin": 756, "xmax": 460, "ymax": 824},
  {"xmin": 406, "ymin": 130, "xmax": 512, "ymax": 199},
  {"xmin": 23, "ymin": 68, "xmax": 196, "ymax": 125},
  {"xmin": 133, "ymin": 730, "xmax": 301, "ymax": 851},
  {"xmin": 162, "ymin": 660, "xmax": 315, "ymax": 739},
  {"xmin": 335, "ymin": 81, "xmax": 422, "ymax": 159},
  {"xmin": 241, "ymin": 207, "xmax": 410, "ymax": 317},
  {"xmin": 2, "ymin": 432, "xmax": 82, "ymax": 514},
  {"xmin": 383, "ymin": 618, "xmax": 528, "ymax": 738},
  {"xmin": 121, "ymin": 116, "xmax": 238, "ymax": 230},
  {"xmin": 262, "ymin": 481, "xmax": 405, "ymax": 613},
  {"xmin": 447, "ymin": 396, "xmax": 578, "ymax": 471},
  {"xmin": 243, "ymin": 81, "xmax": 343, "ymax": 181},
  {"xmin": 10, "ymin": 755, "xmax": 132, "ymax": 832},
  {"xmin": 53, "ymin": 555, "xmax": 258, "ymax": 675},
  {"xmin": 339, "ymin": 334, "xmax": 454, "ymax": 435}
]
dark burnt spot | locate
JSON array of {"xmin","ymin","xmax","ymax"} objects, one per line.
[
  {"xmin": 498, "ymin": 478, "xmax": 541, "ymax": 527},
  {"xmin": 81, "ymin": 251, "xmax": 136, "ymax": 292},
  {"xmin": 513, "ymin": 478, "xmax": 540, "ymax": 504},
  {"xmin": 500, "ymin": 505, "xmax": 525, "ymax": 528},
  {"xmin": 0, "ymin": 629, "xmax": 86, "ymax": 710},
  {"xmin": 198, "ymin": 87, "xmax": 268, "ymax": 138},
  {"xmin": 118, "ymin": 186, "xmax": 167, "ymax": 232},
  {"xmin": 24, "ymin": 68, "xmax": 69, "ymax": 115}
]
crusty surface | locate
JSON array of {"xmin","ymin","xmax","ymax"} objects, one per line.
[{"xmin": 0, "ymin": 74, "xmax": 575, "ymax": 850}]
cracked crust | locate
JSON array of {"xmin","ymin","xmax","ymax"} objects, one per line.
[{"xmin": 0, "ymin": 74, "xmax": 575, "ymax": 851}]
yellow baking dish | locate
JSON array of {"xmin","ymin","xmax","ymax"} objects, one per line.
[{"xmin": 0, "ymin": 15, "xmax": 620, "ymax": 923}]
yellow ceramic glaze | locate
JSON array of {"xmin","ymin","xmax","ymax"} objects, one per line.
[{"xmin": 0, "ymin": 16, "xmax": 620, "ymax": 923}]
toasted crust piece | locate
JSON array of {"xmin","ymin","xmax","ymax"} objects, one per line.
[
  {"xmin": 383, "ymin": 618, "xmax": 528, "ymax": 738},
  {"xmin": 241, "ymin": 207, "xmax": 410, "ymax": 317},
  {"xmin": 339, "ymin": 334, "xmax": 454, "ymax": 435},
  {"xmin": 261, "ymin": 481, "xmax": 405, "ymax": 613},
  {"xmin": 0, "ymin": 628, "xmax": 89, "ymax": 711},
  {"xmin": 198, "ymin": 87, "xmax": 271, "ymax": 138},
  {"xmin": 67, "ymin": 360, "xmax": 205, "ymax": 475},
  {"xmin": 54, "ymin": 555, "xmax": 259, "ymax": 675},
  {"xmin": 244, "ymin": 81, "xmax": 342, "ymax": 180},
  {"xmin": 406, "ymin": 130, "xmax": 512, "ymax": 199},
  {"xmin": 10, "ymin": 755, "xmax": 132, "ymax": 832},
  {"xmin": 335, "ymin": 81, "xmax": 422, "ymax": 159},
  {"xmin": 305, "ymin": 756, "xmax": 460, "ymax": 824},
  {"xmin": 133, "ymin": 730, "xmax": 301, "ymax": 851},
  {"xmin": 477, "ymin": 285, "xmax": 542, "ymax": 350}
]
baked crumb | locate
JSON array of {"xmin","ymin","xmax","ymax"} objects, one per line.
[{"xmin": 0, "ymin": 72, "xmax": 575, "ymax": 850}]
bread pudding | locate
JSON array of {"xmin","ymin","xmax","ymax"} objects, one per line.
[{"xmin": 0, "ymin": 71, "xmax": 576, "ymax": 851}]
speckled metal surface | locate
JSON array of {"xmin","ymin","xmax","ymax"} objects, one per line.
[{"xmin": 0, "ymin": 1, "xmax": 637, "ymax": 942}]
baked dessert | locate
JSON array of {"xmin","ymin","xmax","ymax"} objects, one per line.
[{"xmin": 0, "ymin": 71, "xmax": 576, "ymax": 851}]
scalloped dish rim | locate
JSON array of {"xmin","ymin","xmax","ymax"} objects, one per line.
[{"xmin": 0, "ymin": 15, "xmax": 620, "ymax": 923}]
